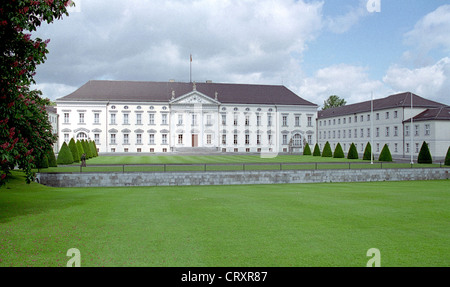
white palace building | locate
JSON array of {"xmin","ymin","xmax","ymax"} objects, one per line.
[{"xmin": 55, "ymin": 80, "xmax": 319, "ymax": 154}]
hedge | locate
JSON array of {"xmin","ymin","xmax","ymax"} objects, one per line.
[
  {"xmin": 322, "ymin": 141, "xmax": 332, "ymax": 157},
  {"xmin": 363, "ymin": 142, "xmax": 372, "ymax": 161},
  {"xmin": 313, "ymin": 144, "xmax": 321, "ymax": 156},
  {"xmin": 333, "ymin": 143, "xmax": 344, "ymax": 158},
  {"xmin": 378, "ymin": 144, "xmax": 392, "ymax": 162},
  {"xmin": 417, "ymin": 141, "xmax": 432, "ymax": 164},
  {"xmin": 347, "ymin": 143, "xmax": 359, "ymax": 159},
  {"xmin": 68, "ymin": 138, "xmax": 80, "ymax": 163},
  {"xmin": 303, "ymin": 143, "xmax": 311, "ymax": 155},
  {"xmin": 57, "ymin": 142, "xmax": 74, "ymax": 165}
]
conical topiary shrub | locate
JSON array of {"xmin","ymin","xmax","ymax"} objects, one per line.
[
  {"xmin": 445, "ymin": 146, "xmax": 450, "ymax": 166},
  {"xmin": 35, "ymin": 154, "xmax": 49, "ymax": 169},
  {"xmin": 417, "ymin": 141, "xmax": 432, "ymax": 164},
  {"xmin": 378, "ymin": 144, "xmax": 392, "ymax": 162},
  {"xmin": 76, "ymin": 140, "xmax": 85, "ymax": 158},
  {"xmin": 363, "ymin": 142, "xmax": 373, "ymax": 161},
  {"xmin": 303, "ymin": 143, "xmax": 311, "ymax": 155},
  {"xmin": 347, "ymin": 143, "xmax": 359, "ymax": 159},
  {"xmin": 57, "ymin": 142, "xmax": 74, "ymax": 165},
  {"xmin": 333, "ymin": 143, "xmax": 344, "ymax": 158},
  {"xmin": 313, "ymin": 144, "xmax": 321, "ymax": 156},
  {"xmin": 47, "ymin": 149, "xmax": 57, "ymax": 167},
  {"xmin": 322, "ymin": 141, "xmax": 332, "ymax": 157},
  {"xmin": 68, "ymin": 138, "xmax": 80, "ymax": 163}
]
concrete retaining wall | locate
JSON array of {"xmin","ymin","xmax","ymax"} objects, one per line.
[{"xmin": 37, "ymin": 168, "xmax": 450, "ymax": 188}]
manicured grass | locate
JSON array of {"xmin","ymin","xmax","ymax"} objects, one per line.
[
  {"xmin": 33, "ymin": 155, "xmax": 442, "ymax": 173},
  {"xmin": 1, "ymin": 172, "xmax": 448, "ymax": 267}
]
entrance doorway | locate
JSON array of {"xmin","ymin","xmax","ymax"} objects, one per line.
[{"xmin": 192, "ymin": 134, "xmax": 198, "ymax": 147}]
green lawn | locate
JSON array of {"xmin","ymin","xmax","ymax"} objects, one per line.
[
  {"xmin": 35, "ymin": 154, "xmax": 442, "ymax": 173},
  {"xmin": 1, "ymin": 172, "xmax": 448, "ymax": 267}
]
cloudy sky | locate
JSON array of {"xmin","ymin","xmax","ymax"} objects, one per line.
[{"xmin": 32, "ymin": 0, "xmax": 450, "ymax": 106}]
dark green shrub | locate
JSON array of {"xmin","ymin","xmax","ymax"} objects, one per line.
[
  {"xmin": 92, "ymin": 141, "xmax": 99, "ymax": 157},
  {"xmin": 313, "ymin": 144, "xmax": 321, "ymax": 156},
  {"xmin": 57, "ymin": 142, "xmax": 74, "ymax": 165},
  {"xmin": 47, "ymin": 149, "xmax": 57, "ymax": 167},
  {"xmin": 76, "ymin": 140, "xmax": 85, "ymax": 157},
  {"xmin": 347, "ymin": 143, "xmax": 359, "ymax": 159},
  {"xmin": 89, "ymin": 141, "xmax": 97, "ymax": 157},
  {"xmin": 333, "ymin": 143, "xmax": 344, "ymax": 158},
  {"xmin": 35, "ymin": 154, "xmax": 49, "ymax": 169},
  {"xmin": 68, "ymin": 138, "xmax": 80, "ymax": 163},
  {"xmin": 417, "ymin": 141, "xmax": 432, "ymax": 164},
  {"xmin": 445, "ymin": 146, "xmax": 450, "ymax": 166},
  {"xmin": 303, "ymin": 143, "xmax": 311, "ymax": 155},
  {"xmin": 378, "ymin": 144, "xmax": 392, "ymax": 162},
  {"xmin": 322, "ymin": 141, "xmax": 332, "ymax": 157},
  {"xmin": 363, "ymin": 142, "xmax": 372, "ymax": 161},
  {"xmin": 82, "ymin": 140, "xmax": 92, "ymax": 159}
]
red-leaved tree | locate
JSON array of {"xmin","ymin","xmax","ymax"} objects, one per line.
[{"xmin": 0, "ymin": 0, "xmax": 73, "ymax": 186}]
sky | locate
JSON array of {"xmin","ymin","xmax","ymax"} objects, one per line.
[{"xmin": 31, "ymin": 0, "xmax": 450, "ymax": 106}]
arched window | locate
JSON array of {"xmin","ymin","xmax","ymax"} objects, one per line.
[
  {"xmin": 76, "ymin": 132, "xmax": 88, "ymax": 141},
  {"xmin": 293, "ymin": 134, "xmax": 302, "ymax": 147}
]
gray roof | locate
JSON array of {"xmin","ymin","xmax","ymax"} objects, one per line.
[
  {"xmin": 407, "ymin": 106, "xmax": 450, "ymax": 122},
  {"xmin": 318, "ymin": 92, "xmax": 446, "ymax": 119},
  {"xmin": 58, "ymin": 80, "xmax": 318, "ymax": 107}
]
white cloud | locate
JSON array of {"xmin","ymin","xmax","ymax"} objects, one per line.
[
  {"xmin": 33, "ymin": 0, "xmax": 324, "ymax": 100},
  {"xmin": 298, "ymin": 64, "xmax": 391, "ymax": 107},
  {"xmin": 383, "ymin": 57, "xmax": 450, "ymax": 105},
  {"xmin": 325, "ymin": 1, "xmax": 369, "ymax": 34}
]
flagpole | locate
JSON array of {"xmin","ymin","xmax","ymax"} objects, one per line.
[
  {"xmin": 190, "ymin": 54, "xmax": 192, "ymax": 83},
  {"xmin": 371, "ymin": 91, "xmax": 374, "ymax": 164}
]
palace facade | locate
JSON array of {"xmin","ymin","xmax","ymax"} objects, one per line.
[{"xmin": 55, "ymin": 80, "xmax": 319, "ymax": 154}]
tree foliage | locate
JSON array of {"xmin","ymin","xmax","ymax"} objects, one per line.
[
  {"xmin": 322, "ymin": 141, "xmax": 332, "ymax": 157},
  {"xmin": 378, "ymin": 144, "xmax": 393, "ymax": 162},
  {"xmin": 0, "ymin": 0, "xmax": 72, "ymax": 186},
  {"xmin": 322, "ymin": 95, "xmax": 347, "ymax": 110},
  {"xmin": 347, "ymin": 143, "xmax": 359, "ymax": 159},
  {"xmin": 313, "ymin": 143, "xmax": 321, "ymax": 156},
  {"xmin": 68, "ymin": 138, "xmax": 80, "ymax": 163},
  {"xmin": 56, "ymin": 142, "xmax": 73, "ymax": 165},
  {"xmin": 363, "ymin": 142, "xmax": 372, "ymax": 161},
  {"xmin": 417, "ymin": 141, "xmax": 432, "ymax": 164},
  {"xmin": 303, "ymin": 143, "xmax": 311, "ymax": 155},
  {"xmin": 333, "ymin": 143, "xmax": 344, "ymax": 158}
]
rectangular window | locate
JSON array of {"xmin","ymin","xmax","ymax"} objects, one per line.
[
  {"xmin": 162, "ymin": 134, "xmax": 168, "ymax": 144},
  {"xmin": 386, "ymin": 127, "xmax": 390, "ymax": 137},
  {"xmin": 149, "ymin": 114, "xmax": 155, "ymax": 125},
  {"xmin": 367, "ymin": 114, "xmax": 370, "ymax": 121},
  {"xmin": 149, "ymin": 134, "xmax": 155, "ymax": 144},
  {"xmin": 349, "ymin": 117, "xmax": 352, "ymax": 124},
  {"xmin": 123, "ymin": 114, "xmax": 129, "ymax": 125},
  {"xmin": 267, "ymin": 114, "xmax": 272, "ymax": 126},
  {"xmin": 386, "ymin": 112, "xmax": 390, "ymax": 119},
  {"xmin": 394, "ymin": 126, "xmax": 398, "ymax": 136},
  {"xmin": 355, "ymin": 115, "xmax": 357, "ymax": 123},
  {"xmin": 376, "ymin": 113, "xmax": 379, "ymax": 120},
  {"xmin": 283, "ymin": 134, "xmax": 288, "ymax": 145},
  {"xmin": 307, "ymin": 116, "xmax": 312, "ymax": 127},
  {"xmin": 178, "ymin": 134, "xmax": 183, "ymax": 144},
  {"xmin": 268, "ymin": 135, "xmax": 273, "ymax": 145},
  {"xmin": 110, "ymin": 113, "xmax": 116, "ymax": 124},
  {"xmin": 394, "ymin": 111, "xmax": 398, "ymax": 118},
  {"xmin": 234, "ymin": 134, "xmax": 238, "ymax": 145},
  {"xmin": 79, "ymin": 113, "xmax": 84, "ymax": 124},
  {"xmin": 245, "ymin": 134, "xmax": 250, "ymax": 145},
  {"xmin": 161, "ymin": 114, "xmax": 168, "ymax": 125},
  {"xmin": 257, "ymin": 115, "xmax": 261, "ymax": 126},
  {"xmin": 360, "ymin": 115, "xmax": 364, "ymax": 122},
  {"xmin": 94, "ymin": 134, "xmax": 100, "ymax": 145},
  {"xmin": 376, "ymin": 143, "xmax": 380, "ymax": 152},
  {"xmin": 136, "ymin": 134, "xmax": 142, "ymax": 144},
  {"xmin": 425, "ymin": 124, "xmax": 430, "ymax": 136},
  {"xmin": 234, "ymin": 114, "xmax": 238, "ymax": 126},
  {"xmin": 354, "ymin": 129, "xmax": 357, "ymax": 138},
  {"xmin": 64, "ymin": 134, "xmax": 69, "ymax": 143},
  {"xmin": 415, "ymin": 125, "xmax": 419, "ymax": 136},
  {"xmin": 282, "ymin": 116, "xmax": 287, "ymax": 126},
  {"xmin": 348, "ymin": 129, "xmax": 351, "ymax": 139},
  {"xmin": 367, "ymin": 128, "xmax": 370, "ymax": 138},
  {"xmin": 94, "ymin": 113, "xmax": 100, "ymax": 124},
  {"xmin": 222, "ymin": 114, "xmax": 227, "ymax": 126},
  {"xmin": 110, "ymin": 134, "xmax": 116, "ymax": 144},
  {"xmin": 295, "ymin": 116, "xmax": 300, "ymax": 126},
  {"xmin": 123, "ymin": 134, "xmax": 129, "ymax": 144},
  {"xmin": 360, "ymin": 128, "xmax": 364, "ymax": 138},
  {"xmin": 178, "ymin": 114, "xmax": 183, "ymax": 125},
  {"xmin": 245, "ymin": 115, "xmax": 250, "ymax": 126},
  {"xmin": 207, "ymin": 134, "xmax": 212, "ymax": 144},
  {"xmin": 257, "ymin": 135, "xmax": 261, "ymax": 145},
  {"xmin": 222, "ymin": 134, "xmax": 226, "ymax": 145},
  {"xmin": 136, "ymin": 114, "xmax": 142, "ymax": 125},
  {"xmin": 64, "ymin": 113, "xmax": 70, "ymax": 123},
  {"xmin": 405, "ymin": 125, "xmax": 410, "ymax": 136},
  {"xmin": 376, "ymin": 127, "xmax": 379, "ymax": 137},
  {"xmin": 394, "ymin": 143, "xmax": 398, "ymax": 152},
  {"xmin": 416, "ymin": 143, "xmax": 420, "ymax": 153},
  {"xmin": 406, "ymin": 143, "xmax": 410, "ymax": 153},
  {"xmin": 308, "ymin": 135, "xmax": 312, "ymax": 145}
]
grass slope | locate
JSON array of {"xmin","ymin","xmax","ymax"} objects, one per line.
[{"xmin": 0, "ymin": 172, "xmax": 449, "ymax": 267}]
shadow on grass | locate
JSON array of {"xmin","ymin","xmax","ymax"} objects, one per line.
[{"xmin": 0, "ymin": 171, "xmax": 88, "ymax": 224}]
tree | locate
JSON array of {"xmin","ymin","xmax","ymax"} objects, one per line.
[
  {"xmin": 68, "ymin": 138, "xmax": 80, "ymax": 163},
  {"xmin": 322, "ymin": 95, "xmax": 347, "ymax": 110},
  {"xmin": 303, "ymin": 143, "xmax": 311, "ymax": 155},
  {"xmin": 56, "ymin": 142, "xmax": 74, "ymax": 165},
  {"xmin": 347, "ymin": 143, "xmax": 359, "ymax": 159},
  {"xmin": 47, "ymin": 148, "xmax": 57, "ymax": 168},
  {"xmin": 417, "ymin": 141, "xmax": 432, "ymax": 164},
  {"xmin": 76, "ymin": 140, "xmax": 84, "ymax": 158},
  {"xmin": 322, "ymin": 141, "xmax": 333, "ymax": 157},
  {"xmin": 378, "ymin": 144, "xmax": 392, "ymax": 162},
  {"xmin": 363, "ymin": 142, "xmax": 373, "ymax": 161},
  {"xmin": 445, "ymin": 146, "xmax": 450, "ymax": 166},
  {"xmin": 313, "ymin": 144, "xmax": 321, "ymax": 156},
  {"xmin": 0, "ymin": 1, "xmax": 72, "ymax": 186},
  {"xmin": 333, "ymin": 143, "xmax": 344, "ymax": 158}
]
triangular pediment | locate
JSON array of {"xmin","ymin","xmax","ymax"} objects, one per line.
[{"xmin": 170, "ymin": 91, "xmax": 220, "ymax": 105}]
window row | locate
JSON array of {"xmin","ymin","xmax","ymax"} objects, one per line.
[
  {"xmin": 319, "ymin": 124, "xmax": 431, "ymax": 140},
  {"xmin": 319, "ymin": 111, "xmax": 399, "ymax": 127}
]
